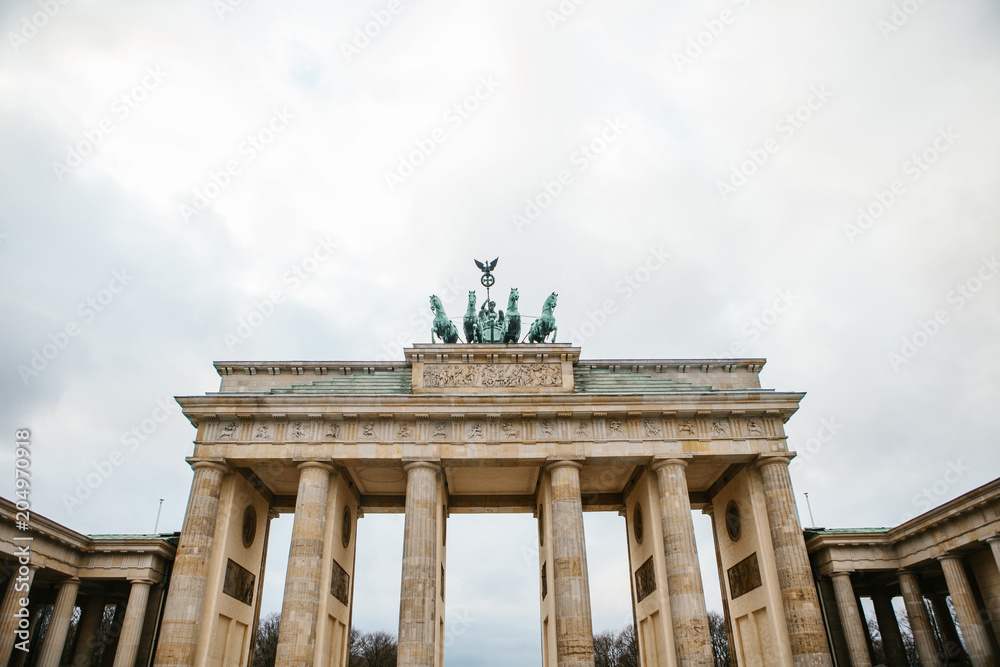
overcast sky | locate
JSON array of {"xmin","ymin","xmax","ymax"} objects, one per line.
[{"xmin": 2, "ymin": 0, "xmax": 999, "ymax": 664}]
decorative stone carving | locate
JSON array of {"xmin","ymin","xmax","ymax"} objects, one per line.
[
  {"xmin": 678, "ymin": 419, "xmax": 695, "ymax": 435},
  {"xmin": 342, "ymin": 507, "xmax": 352, "ymax": 548},
  {"xmin": 398, "ymin": 422, "xmax": 412, "ymax": 438},
  {"xmin": 290, "ymin": 422, "xmax": 306, "ymax": 439},
  {"xmin": 712, "ymin": 419, "xmax": 728, "ymax": 436},
  {"xmin": 643, "ymin": 420, "xmax": 662, "ymax": 437},
  {"xmin": 633, "ymin": 504, "xmax": 643, "ymax": 544},
  {"xmin": 468, "ymin": 423, "xmax": 484, "ymax": 439},
  {"xmin": 541, "ymin": 561, "xmax": 547, "ymax": 599},
  {"xmin": 422, "ymin": 363, "xmax": 562, "ymax": 388},
  {"xmin": 254, "ymin": 424, "xmax": 270, "ymax": 439},
  {"xmin": 575, "ymin": 421, "xmax": 590, "ymax": 437},
  {"xmin": 608, "ymin": 420, "xmax": 625, "ymax": 437},
  {"xmin": 219, "ymin": 422, "xmax": 237, "ymax": 439},
  {"xmin": 727, "ymin": 552, "xmax": 762, "ymax": 599},
  {"xmin": 330, "ymin": 559, "xmax": 350, "ymax": 606},
  {"xmin": 635, "ymin": 556, "xmax": 656, "ymax": 602},
  {"xmin": 501, "ymin": 421, "xmax": 521, "ymax": 439},
  {"xmin": 725, "ymin": 501, "xmax": 741, "ymax": 542},
  {"xmin": 361, "ymin": 421, "xmax": 375, "ymax": 438},
  {"xmin": 431, "ymin": 421, "xmax": 448, "ymax": 439},
  {"xmin": 540, "ymin": 419, "xmax": 554, "ymax": 437},
  {"xmin": 746, "ymin": 417, "xmax": 763, "ymax": 435},
  {"xmin": 242, "ymin": 506, "xmax": 257, "ymax": 548},
  {"xmin": 325, "ymin": 422, "xmax": 341, "ymax": 439},
  {"xmin": 223, "ymin": 559, "xmax": 255, "ymax": 605}
]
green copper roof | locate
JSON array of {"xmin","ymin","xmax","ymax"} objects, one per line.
[
  {"xmin": 270, "ymin": 370, "xmax": 412, "ymax": 395},
  {"xmin": 574, "ymin": 367, "xmax": 714, "ymax": 394},
  {"xmin": 88, "ymin": 532, "xmax": 180, "ymax": 546},
  {"xmin": 803, "ymin": 527, "xmax": 892, "ymax": 538}
]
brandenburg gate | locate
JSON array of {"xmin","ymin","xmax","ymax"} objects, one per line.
[{"xmin": 150, "ymin": 342, "xmax": 834, "ymax": 667}]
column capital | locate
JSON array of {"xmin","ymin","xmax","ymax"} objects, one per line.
[
  {"xmin": 186, "ymin": 457, "xmax": 228, "ymax": 474},
  {"xmin": 754, "ymin": 453, "xmax": 796, "ymax": 470},
  {"xmin": 985, "ymin": 535, "xmax": 1000, "ymax": 545},
  {"xmin": 403, "ymin": 460, "xmax": 442, "ymax": 474},
  {"xmin": 650, "ymin": 456, "xmax": 691, "ymax": 471},
  {"xmin": 937, "ymin": 553, "xmax": 963, "ymax": 564},
  {"xmin": 829, "ymin": 570, "xmax": 854, "ymax": 580},
  {"xmin": 126, "ymin": 578, "xmax": 156, "ymax": 587},
  {"xmin": 544, "ymin": 459, "xmax": 583, "ymax": 473},
  {"xmin": 296, "ymin": 460, "xmax": 335, "ymax": 474},
  {"xmin": 267, "ymin": 507, "xmax": 280, "ymax": 520}
]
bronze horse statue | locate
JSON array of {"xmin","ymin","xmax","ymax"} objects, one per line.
[
  {"xmin": 503, "ymin": 288, "xmax": 521, "ymax": 344},
  {"xmin": 430, "ymin": 295, "xmax": 458, "ymax": 344},
  {"xmin": 463, "ymin": 290, "xmax": 481, "ymax": 343},
  {"xmin": 528, "ymin": 292, "xmax": 558, "ymax": 343}
]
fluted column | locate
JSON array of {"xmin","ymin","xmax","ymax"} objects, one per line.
[
  {"xmin": 398, "ymin": 462, "xmax": 442, "ymax": 667},
  {"xmin": 0, "ymin": 564, "xmax": 36, "ymax": 665},
  {"xmin": 546, "ymin": 461, "xmax": 595, "ymax": 667},
  {"xmin": 276, "ymin": 462, "xmax": 334, "ymax": 667},
  {"xmin": 930, "ymin": 595, "xmax": 964, "ymax": 663},
  {"xmin": 897, "ymin": 570, "xmax": 941, "ymax": 667},
  {"xmin": 872, "ymin": 588, "xmax": 906, "ymax": 666},
  {"xmin": 72, "ymin": 595, "xmax": 107, "ymax": 667},
  {"xmin": 988, "ymin": 537, "xmax": 1000, "ymax": 580},
  {"xmin": 651, "ymin": 459, "xmax": 712, "ymax": 666},
  {"xmin": 939, "ymin": 555, "xmax": 994, "ymax": 666},
  {"xmin": 829, "ymin": 573, "xmax": 871, "ymax": 667},
  {"xmin": 37, "ymin": 577, "xmax": 81, "ymax": 667},
  {"xmin": 112, "ymin": 580, "xmax": 153, "ymax": 667},
  {"xmin": 756, "ymin": 455, "xmax": 834, "ymax": 666},
  {"xmin": 154, "ymin": 459, "xmax": 228, "ymax": 667}
]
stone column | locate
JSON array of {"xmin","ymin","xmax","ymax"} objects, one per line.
[
  {"xmin": 651, "ymin": 459, "xmax": 712, "ymax": 667},
  {"xmin": 872, "ymin": 588, "xmax": 907, "ymax": 666},
  {"xmin": 112, "ymin": 579, "xmax": 153, "ymax": 667},
  {"xmin": 0, "ymin": 564, "xmax": 36, "ymax": 665},
  {"xmin": 153, "ymin": 459, "xmax": 228, "ymax": 667},
  {"xmin": 938, "ymin": 555, "xmax": 995, "ymax": 666},
  {"xmin": 930, "ymin": 595, "xmax": 965, "ymax": 664},
  {"xmin": 829, "ymin": 572, "xmax": 871, "ymax": 667},
  {"xmin": 276, "ymin": 462, "xmax": 334, "ymax": 667},
  {"xmin": 547, "ymin": 461, "xmax": 596, "ymax": 667},
  {"xmin": 987, "ymin": 537, "xmax": 1000, "ymax": 580},
  {"xmin": 897, "ymin": 570, "xmax": 941, "ymax": 667},
  {"xmin": 37, "ymin": 576, "xmax": 81, "ymax": 667},
  {"xmin": 398, "ymin": 462, "xmax": 442, "ymax": 667},
  {"xmin": 755, "ymin": 456, "xmax": 834, "ymax": 667},
  {"xmin": 72, "ymin": 595, "xmax": 107, "ymax": 667}
]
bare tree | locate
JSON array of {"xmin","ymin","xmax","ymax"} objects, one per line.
[
  {"xmin": 350, "ymin": 629, "xmax": 397, "ymax": 667},
  {"xmin": 708, "ymin": 611, "xmax": 731, "ymax": 667},
  {"xmin": 592, "ymin": 625, "xmax": 638, "ymax": 667},
  {"xmin": 252, "ymin": 612, "xmax": 280, "ymax": 667}
]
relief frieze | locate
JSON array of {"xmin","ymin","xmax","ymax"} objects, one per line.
[{"xmin": 422, "ymin": 363, "xmax": 562, "ymax": 388}]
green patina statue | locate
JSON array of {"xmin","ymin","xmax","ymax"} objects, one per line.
[
  {"xmin": 429, "ymin": 295, "xmax": 459, "ymax": 344},
  {"xmin": 528, "ymin": 292, "xmax": 558, "ymax": 343},
  {"xmin": 426, "ymin": 258, "xmax": 557, "ymax": 345}
]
